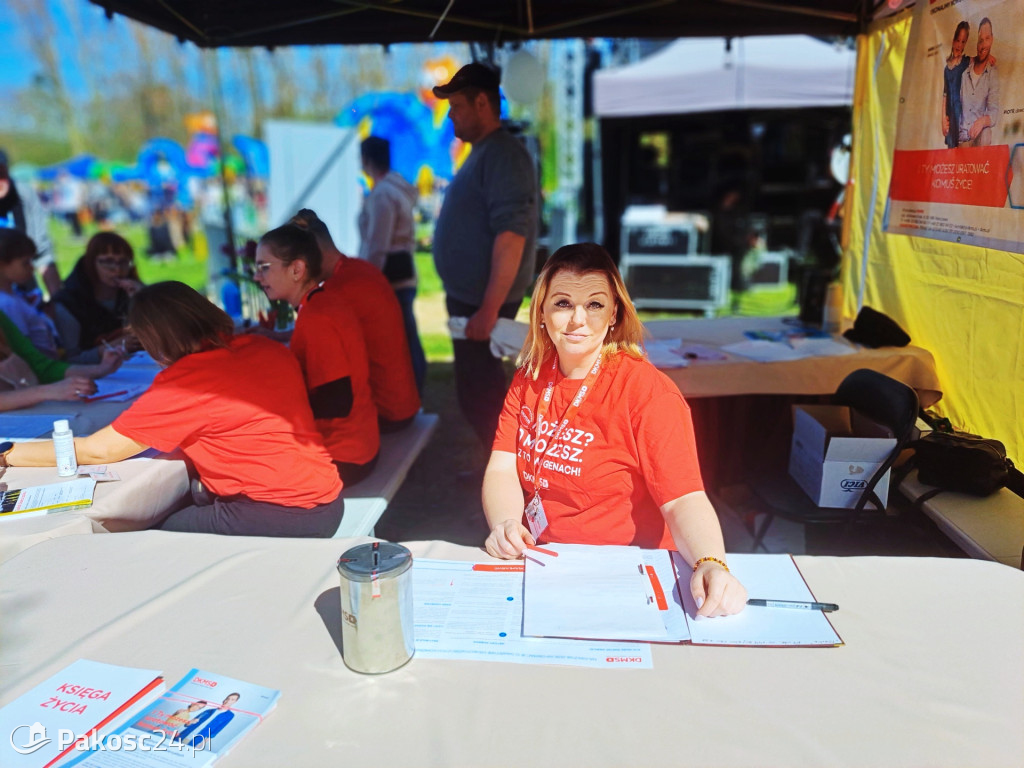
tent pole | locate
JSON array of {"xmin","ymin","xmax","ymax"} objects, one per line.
[
  {"xmin": 858, "ymin": 31, "xmax": 888, "ymax": 311},
  {"xmin": 204, "ymin": 48, "xmax": 238, "ymax": 271}
]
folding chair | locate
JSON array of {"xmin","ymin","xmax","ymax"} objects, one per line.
[{"xmin": 748, "ymin": 368, "xmax": 920, "ymax": 551}]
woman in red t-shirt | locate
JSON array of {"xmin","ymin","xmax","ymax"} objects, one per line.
[
  {"xmin": 255, "ymin": 224, "xmax": 380, "ymax": 486},
  {"xmin": 2, "ymin": 281, "xmax": 344, "ymax": 537},
  {"xmin": 483, "ymin": 243, "xmax": 747, "ymax": 617}
]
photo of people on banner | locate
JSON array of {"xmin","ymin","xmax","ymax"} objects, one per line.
[{"xmin": 886, "ymin": 0, "xmax": 1024, "ymax": 253}]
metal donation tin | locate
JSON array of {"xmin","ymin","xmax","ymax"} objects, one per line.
[{"xmin": 336, "ymin": 542, "xmax": 415, "ymax": 674}]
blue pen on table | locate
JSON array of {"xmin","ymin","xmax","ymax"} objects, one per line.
[{"xmin": 747, "ymin": 599, "xmax": 839, "ymax": 612}]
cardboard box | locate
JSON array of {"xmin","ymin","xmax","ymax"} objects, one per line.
[{"xmin": 788, "ymin": 405, "xmax": 897, "ymax": 509}]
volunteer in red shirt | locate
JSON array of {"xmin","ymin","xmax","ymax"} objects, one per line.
[
  {"xmin": 255, "ymin": 224, "xmax": 380, "ymax": 486},
  {"xmin": 483, "ymin": 243, "xmax": 747, "ymax": 618},
  {"xmin": 289, "ymin": 209, "xmax": 420, "ymax": 431},
  {"xmin": 2, "ymin": 281, "xmax": 344, "ymax": 537}
]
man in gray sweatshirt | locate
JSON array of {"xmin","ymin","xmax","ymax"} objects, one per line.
[{"xmin": 432, "ymin": 63, "xmax": 538, "ymax": 450}]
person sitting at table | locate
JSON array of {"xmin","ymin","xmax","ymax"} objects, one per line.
[
  {"xmin": 0, "ymin": 309, "xmax": 122, "ymax": 411},
  {"xmin": 52, "ymin": 231, "xmax": 143, "ymax": 363},
  {"xmin": 288, "ymin": 209, "xmax": 420, "ymax": 432},
  {"xmin": 1, "ymin": 281, "xmax": 344, "ymax": 537},
  {"xmin": 254, "ymin": 224, "xmax": 380, "ymax": 486},
  {"xmin": 482, "ymin": 243, "xmax": 747, "ymax": 617},
  {"xmin": 0, "ymin": 229, "xmax": 61, "ymax": 358}
]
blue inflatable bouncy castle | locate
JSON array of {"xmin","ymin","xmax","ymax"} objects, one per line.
[{"xmin": 336, "ymin": 92, "xmax": 458, "ymax": 188}]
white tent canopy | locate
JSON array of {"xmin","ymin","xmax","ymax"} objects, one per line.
[{"xmin": 594, "ymin": 36, "xmax": 856, "ymax": 118}]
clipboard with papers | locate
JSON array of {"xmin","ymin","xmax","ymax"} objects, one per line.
[{"xmin": 522, "ymin": 545, "xmax": 843, "ymax": 648}]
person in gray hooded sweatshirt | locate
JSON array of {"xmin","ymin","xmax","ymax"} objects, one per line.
[{"xmin": 358, "ymin": 136, "xmax": 426, "ymax": 394}]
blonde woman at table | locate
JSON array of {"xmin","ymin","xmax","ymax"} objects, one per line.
[
  {"xmin": 483, "ymin": 243, "xmax": 747, "ymax": 617},
  {"xmin": 1, "ymin": 281, "xmax": 344, "ymax": 537}
]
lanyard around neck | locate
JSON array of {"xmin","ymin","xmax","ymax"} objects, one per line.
[{"xmin": 528, "ymin": 354, "xmax": 601, "ymax": 494}]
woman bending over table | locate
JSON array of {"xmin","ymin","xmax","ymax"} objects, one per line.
[
  {"xmin": 254, "ymin": 225, "xmax": 380, "ymax": 486},
  {"xmin": 483, "ymin": 243, "xmax": 747, "ymax": 617},
  {"xmin": 2, "ymin": 281, "xmax": 344, "ymax": 537}
]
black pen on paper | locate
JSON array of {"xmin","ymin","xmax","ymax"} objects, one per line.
[{"xmin": 747, "ymin": 599, "xmax": 839, "ymax": 612}]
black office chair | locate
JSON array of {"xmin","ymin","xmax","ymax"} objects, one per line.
[{"xmin": 748, "ymin": 369, "xmax": 920, "ymax": 551}]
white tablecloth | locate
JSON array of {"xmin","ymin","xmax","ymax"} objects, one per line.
[
  {"xmin": 0, "ymin": 455, "xmax": 189, "ymax": 564},
  {"xmin": 1, "ymin": 533, "xmax": 1020, "ymax": 767}
]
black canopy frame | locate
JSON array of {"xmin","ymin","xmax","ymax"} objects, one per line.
[{"xmin": 88, "ymin": 0, "xmax": 880, "ymax": 48}]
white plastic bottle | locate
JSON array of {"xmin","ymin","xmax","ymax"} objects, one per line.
[{"xmin": 53, "ymin": 419, "xmax": 78, "ymax": 477}]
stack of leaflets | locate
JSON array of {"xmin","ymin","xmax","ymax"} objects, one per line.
[
  {"xmin": 0, "ymin": 659, "xmax": 164, "ymax": 767},
  {"xmin": 67, "ymin": 669, "xmax": 280, "ymax": 767},
  {"xmin": 0, "ymin": 663, "xmax": 278, "ymax": 767}
]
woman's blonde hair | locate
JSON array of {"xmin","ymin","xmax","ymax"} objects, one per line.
[{"xmin": 519, "ymin": 242, "xmax": 646, "ymax": 379}]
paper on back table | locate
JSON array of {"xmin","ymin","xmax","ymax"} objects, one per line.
[
  {"xmin": 119, "ymin": 351, "xmax": 158, "ymax": 367},
  {"xmin": 89, "ymin": 369, "xmax": 154, "ymax": 401},
  {"xmin": 644, "ymin": 339, "xmax": 688, "ymax": 368},
  {"xmin": 523, "ymin": 543, "xmax": 668, "ymax": 641}
]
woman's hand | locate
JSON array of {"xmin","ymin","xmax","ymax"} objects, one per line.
[
  {"xmin": 46, "ymin": 376, "xmax": 96, "ymax": 401},
  {"xmin": 482, "ymin": 450, "xmax": 535, "ymax": 558},
  {"xmin": 690, "ymin": 561, "xmax": 747, "ymax": 617},
  {"xmin": 115, "ymin": 278, "xmax": 144, "ymax": 296},
  {"xmin": 484, "ymin": 519, "xmax": 536, "ymax": 559},
  {"xmin": 97, "ymin": 347, "xmax": 124, "ymax": 376},
  {"xmin": 115, "ymin": 333, "xmax": 143, "ymax": 354}
]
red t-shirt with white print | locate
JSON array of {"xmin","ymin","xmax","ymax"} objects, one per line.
[{"xmin": 492, "ymin": 352, "xmax": 704, "ymax": 548}]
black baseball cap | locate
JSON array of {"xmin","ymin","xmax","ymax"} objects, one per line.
[{"xmin": 432, "ymin": 62, "xmax": 501, "ymax": 99}]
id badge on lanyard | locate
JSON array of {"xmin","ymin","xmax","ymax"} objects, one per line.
[
  {"xmin": 525, "ymin": 355, "xmax": 601, "ymax": 539},
  {"xmin": 524, "ymin": 492, "xmax": 549, "ymax": 540}
]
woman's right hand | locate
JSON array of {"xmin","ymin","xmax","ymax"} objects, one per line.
[
  {"xmin": 97, "ymin": 347, "xmax": 124, "ymax": 376},
  {"xmin": 484, "ymin": 519, "xmax": 536, "ymax": 559},
  {"xmin": 46, "ymin": 376, "xmax": 96, "ymax": 401},
  {"xmin": 115, "ymin": 278, "xmax": 144, "ymax": 296}
]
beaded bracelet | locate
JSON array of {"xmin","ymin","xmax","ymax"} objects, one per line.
[{"xmin": 692, "ymin": 556, "xmax": 729, "ymax": 573}]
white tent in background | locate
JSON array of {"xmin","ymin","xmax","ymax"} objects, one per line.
[{"xmin": 593, "ymin": 35, "xmax": 856, "ymax": 118}]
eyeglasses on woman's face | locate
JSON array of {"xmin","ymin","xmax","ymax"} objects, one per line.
[{"xmin": 96, "ymin": 256, "xmax": 133, "ymax": 271}]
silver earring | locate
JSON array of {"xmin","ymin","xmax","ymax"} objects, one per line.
[
  {"xmin": 609, "ymin": 324, "xmax": 615, "ymax": 332},
  {"xmin": 540, "ymin": 322, "xmax": 545, "ymax": 328}
]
